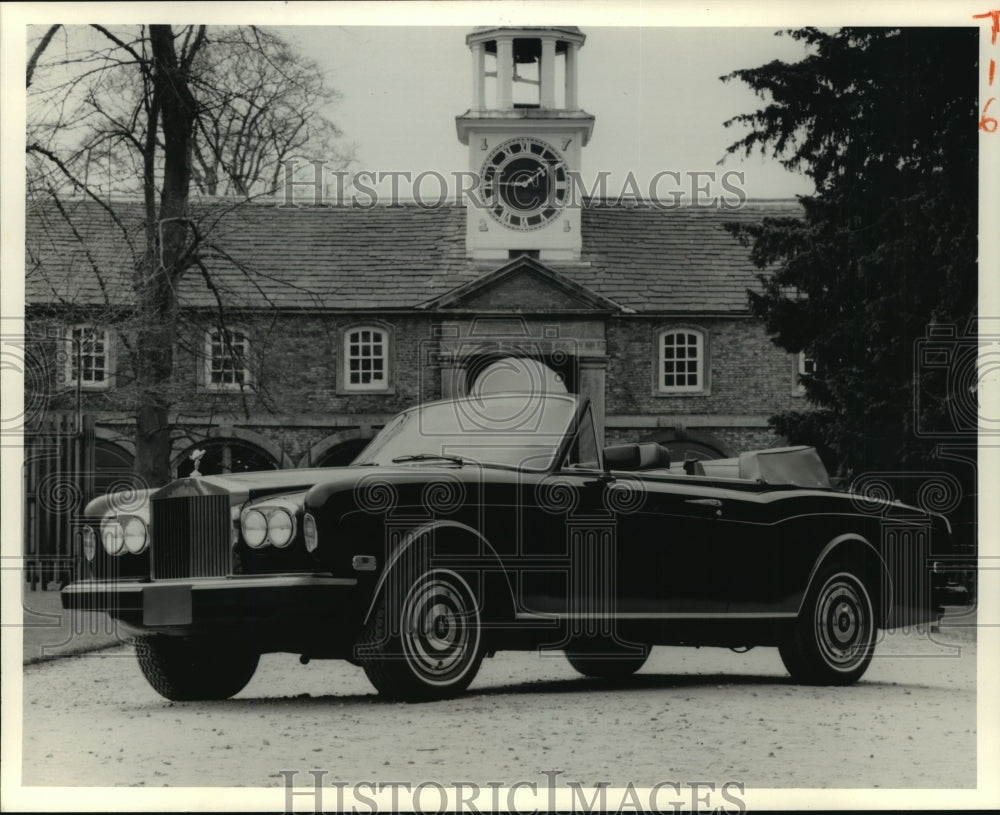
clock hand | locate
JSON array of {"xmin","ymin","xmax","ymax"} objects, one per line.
[
  {"xmin": 526, "ymin": 166, "xmax": 547, "ymax": 183},
  {"xmin": 498, "ymin": 177, "xmax": 536, "ymax": 188},
  {"xmin": 498, "ymin": 167, "xmax": 547, "ymax": 188}
]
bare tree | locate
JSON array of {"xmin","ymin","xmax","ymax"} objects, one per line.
[
  {"xmin": 190, "ymin": 27, "xmax": 345, "ymax": 196},
  {"xmin": 26, "ymin": 25, "xmax": 344, "ymax": 486}
]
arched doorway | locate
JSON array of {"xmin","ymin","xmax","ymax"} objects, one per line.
[
  {"xmin": 312, "ymin": 437, "xmax": 373, "ymax": 467},
  {"xmin": 174, "ymin": 438, "xmax": 280, "ymax": 478},
  {"xmin": 301, "ymin": 429, "xmax": 376, "ymax": 468},
  {"xmin": 94, "ymin": 439, "xmax": 138, "ymax": 494},
  {"xmin": 469, "ymin": 356, "xmax": 569, "ymax": 396}
]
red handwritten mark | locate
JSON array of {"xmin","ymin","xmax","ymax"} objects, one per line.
[
  {"xmin": 974, "ymin": 10, "xmax": 1000, "ymax": 44},
  {"xmin": 975, "ymin": 11, "xmax": 1000, "ymax": 131},
  {"xmin": 982, "ymin": 98, "xmax": 998, "ymax": 132}
]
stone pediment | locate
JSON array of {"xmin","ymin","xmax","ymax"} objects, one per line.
[{"xmin": 423, "ymin": 256, "xmax": 628, "ymax": 313}]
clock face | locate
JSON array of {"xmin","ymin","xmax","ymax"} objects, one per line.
[{"xmin": 481, "ymin": 137, "xmax": 568, "ymax": 230}]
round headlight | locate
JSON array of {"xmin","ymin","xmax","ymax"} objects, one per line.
[
  {"xmin": 81, "ymin": 526, "xmax": 96, "ymax": 561},
  {"xmin": 100, "ymin": 518, "xmax": 125, "ymax": 556},
  {"xmin": 303, "ymin": 513, "xmax": 318, "ymax": 553},
  {"xmin": 243, "ymin": 509, "xmax": 267, "ymax": 548},
  {"xmin": 123, "ymin": 517, "xmax": 148, "ymax": 554},
  {"xmin": 267, "ymin": 509, "xmax": 294, "ymax": 548}
]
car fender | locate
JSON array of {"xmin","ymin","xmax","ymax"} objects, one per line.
[
  {"xmin": 362, "ymin": 519, "xmax": 516, "ymax": 626},
  {"xmin": 798, "ymin": 533, "xmax": 892, "ymax": 624}
]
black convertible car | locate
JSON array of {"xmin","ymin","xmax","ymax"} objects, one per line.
[{"xmin": 63, "ymin": 393, "xmax": 961, "ymax": 701}]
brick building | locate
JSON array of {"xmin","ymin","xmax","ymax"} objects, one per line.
[{"xmin": 24, "ymin": 26, "xmax": 810, "ymax": 487}]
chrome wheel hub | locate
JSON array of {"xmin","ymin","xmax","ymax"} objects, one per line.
[
  {"xmin": 400, "ymin": 572, "xmax": 480, "ymax": 685},
  {"xmin": 815, "ymin": 574, "xmax": 872, "ymax": 670}
]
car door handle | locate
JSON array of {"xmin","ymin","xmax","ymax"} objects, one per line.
[{"xmin": 685, "ymin": 498, "xmax": 722, "ymax": 507}]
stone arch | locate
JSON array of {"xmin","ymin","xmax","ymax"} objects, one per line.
[
  {"xmin": 94, "ymin": 426, "xmax": 136, "ymax": 457},
  {"xmin": 91, "ymin": 431, "xmax": 140, "ymax": 495},
  {"xmin": 464, "ymin": 350, "xmax": 576, "ymax": 395},
  {"xmin": 299, "ymin": 428, "xmax": 375, "ymax": 468},
  {"xmin": 470, "ymin": 355, "xmax": 568, "ymax": 396},
  {"xmin": 171, "ymin": 427, "xmax": 292, "ymax": 478}
]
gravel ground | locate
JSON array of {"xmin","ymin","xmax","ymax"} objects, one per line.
[
  {"xmin": 21, "ymin": 588, "xmax": 122, "ymax": 664},
  {"xmin": 19, "ymin": 626, "xmax": 977, "ymax": 791}
]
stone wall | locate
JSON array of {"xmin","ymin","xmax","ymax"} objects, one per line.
[{"xmin": 26, "ymin": 308, "xmax": 807, "ymax": 470}]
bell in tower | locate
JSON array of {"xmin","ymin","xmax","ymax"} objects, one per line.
[{"xmin": 456, "ymin": 27, "xmax": 595, "ymax": 261}]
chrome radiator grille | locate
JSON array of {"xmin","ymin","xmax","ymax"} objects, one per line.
[{"xmin": 151, "ymin": 494, "xmax": 231, "ymax": 579}]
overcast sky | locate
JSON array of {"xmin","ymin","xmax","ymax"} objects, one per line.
[{"xmin": 276, "ymin": 26, "xmax": 818, "ymax": 201}]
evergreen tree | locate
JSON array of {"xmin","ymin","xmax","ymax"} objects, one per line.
[{"xmin": 722, "ymin": 27, "xmax": 978, "ymax": 477}]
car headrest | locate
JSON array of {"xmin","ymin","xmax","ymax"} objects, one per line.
[
  {"xmin": 637, "ymin": 443, "xmax": 670, "ymax": 469},
  {"xmin": 603, "ymin": 443, "xmax": 670, "ymax": 471}
]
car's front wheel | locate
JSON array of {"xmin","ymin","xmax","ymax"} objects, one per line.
[
  {"xmin": 779, "ymin": 564, "xmax": 876, "ymax": 685},
  {"xmin": 360, "ymin": 567, "xmax": 485, "ymax": 702},
  {"xmin": 135, "ymin": 636, "xmax": 260, "ymax": 701},
  {"xmin": 565, "ymin": 636, "xmax": 649, "ymax": 678}
]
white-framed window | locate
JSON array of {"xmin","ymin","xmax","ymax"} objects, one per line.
[
  {"xmin": 204, "ymin": 327, "xmax": 252, "ymax": 390},
  {"xmin": 64, "ymin": 324, "xmax": 112, "ymax": 389},
  {"xmin": 343, "ymin": 325, "xmax": 389, "ymax": 391},
  {"xmin": 658, "ymin": 329, "xmax": 705, "ymax": 393},
  {"xmin": 795, "ymin": 351, "xmax": 817, "ymax": 395},
  {"xmin": 799, "ymin": 352, "xmax": 817, "ymax": 378}
]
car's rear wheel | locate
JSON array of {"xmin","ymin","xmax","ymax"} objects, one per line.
[
  {"xmin": 360, "ymin": 567, "xmax": 484, "ymax": 702},
  {"xmin": 135, "ymin": 636, "xmax": 259, "ymax": 701},
  {"xmin": 779, "ymin": 565, "xmax": 876, "ymax": 685},
  {"xmin": 565, "ymin": 636, "xmax": 649, "ymax": 678}
]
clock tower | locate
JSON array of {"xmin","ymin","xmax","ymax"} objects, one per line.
[{"xmin": 456, "ymin": 27, "xmax": 595, "ymax": 261}]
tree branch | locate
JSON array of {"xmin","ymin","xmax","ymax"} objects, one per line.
[{"xmin": 26, "ymin": 25, "xmax": 61, "ymax": 88}]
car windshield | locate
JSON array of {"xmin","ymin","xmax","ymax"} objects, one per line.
[{"xmin": 353, "ymin": 394, "xmax": 579, "ymax": 471}]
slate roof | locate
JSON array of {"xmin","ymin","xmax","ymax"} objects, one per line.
[{"xmin": 25, "ymin": 199, "xmax": 801, "ymax": 314}]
